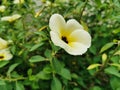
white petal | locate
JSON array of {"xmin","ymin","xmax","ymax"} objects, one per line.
[
  {"xmin": 50, "ymin": 31, "xmax": 89, "ymax": 55},
  {"xmin": 0, "ymin": 38, "xmax": 8, "ymax": 50},
  {"xmin": 66, "ymin": 19, "xmax": 83, "ymax": 35},
  {"xmin": 12, "ymin": 14, "xmax": 21, "ymax": 19},
  {"xmin": 5, "ymin": 52, "xmax": 13, "ymax": 60},
  {"xmin": 1, "ymin": 14, "xmax": 21, "ymax": 22},
  {"xmin": 1, "ymin": 16, "xmax": 11, "ymax": 21},
  {"xmin": 0, "ymin": 5, "xmax": 6, "ymax": 12},
  {"xmin": 13, "ymin": 0, "xmax": 24, "ymax": 4},
  {"xmin": 50, "ymin": 31, "xmax": 68, "ymax": 49},
  {"xmin": 65, "ymin": 42, "xmax": 88, "ymax": 55},
  {"xmin": 49, "ymin": 14, "xmax": 66, "ymax": 35},
  {"xmin": 68, "ymin": 29, "xmax": 91, "ymax": 48},
  {"xmin": 0, "ymin": 49, "xmax": 13, "ymax": 60}
]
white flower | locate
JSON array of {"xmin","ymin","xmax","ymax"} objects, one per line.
[
  {"xmin": 49, "ymin": 14, "xmax": 91, "ymax": 55},
  {"xmin": 0, "ymin": 49, "xmax": 13, "ymax": 61},
  {"xmin": 0, "ymin": 5, "xmax": 6, "ymax": 12},
  {"xmin": 1, "ymin": 14, "xmax": 21, "ymax": 22},
  {"xmin": 13, "ymin": 0, "xmax": 24, "ymax": 4},
  {"xmin": 0, "ymin": 38, "xmax": 8, "ymax": 50}
]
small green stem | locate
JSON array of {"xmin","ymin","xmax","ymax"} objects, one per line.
[
  {"xmin": 0, "ymin": 77, "xmax": 27, "ymax": 82},
  {"xmin": 49, "ymin": 57, "xmax": 55, "ymax": 77},
  {"xmin": 79, "ymin": 0, "xmax": 88, "ymax": 20}
]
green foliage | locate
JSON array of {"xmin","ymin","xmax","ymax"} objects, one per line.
[
  {"xmin": 110, "ymin": 77, "xmax": 120, "ymax": 90},
  {"xmin": 16, "ymin": 82, "xmax": 25, "ymax": 90},
  {"xmin": 29, "ymin": 55, "xmax": 46, "ymax": 63},
  {"xmin": 59, "ymin": 68, "xmax": 71, "ymax": 80},
  {"xmin": 100, "ymin": 42, "xmax": 114, "ymax": 53},
  {"xmin": 0, "ymin": 61, "xmax": 9, "ymax": 68},
  {"xmin": 105, "ymin": 66, "xmax": 120, "ymax": 78},
  {"xmin": 0, "ymin": 0, "xmax": 120, "ymax": 90},
  {"xmin": 51, "ymin": 77, "xmax": 62, "ymax": 90},
  {"xmin": 87, "ymin": 64, "xmax": 101, "ymax": 70}
]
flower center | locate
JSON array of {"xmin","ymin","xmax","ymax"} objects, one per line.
[
  {"xmin": 0, "ymin": 56, "xmax": 4, "ymax": 59},
  {"xmin": 62, "ymin": 36, "xmax": 68, "ymax": 43}
]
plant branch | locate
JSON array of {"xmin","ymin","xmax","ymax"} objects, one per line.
[{"xmin": 94, "ymin": 44, "xmax": 120, "ymax": 76}]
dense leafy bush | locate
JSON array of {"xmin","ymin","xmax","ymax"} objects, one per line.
[{"xmin": 0, "ymin": 0, "xmax": 120, "ymax": 90}]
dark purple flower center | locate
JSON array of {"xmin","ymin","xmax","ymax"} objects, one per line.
[{"xmin": 62, "ymin": 36, "xmax": 68, "ymax": 43}]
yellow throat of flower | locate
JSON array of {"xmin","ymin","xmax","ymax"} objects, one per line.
[{"xmin": 0, "ymin": 54, "xmax": 5, "ymax": 61}]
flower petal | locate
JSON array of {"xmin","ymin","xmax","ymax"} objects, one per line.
[
  {"xmin": 49, "ymin": 14, "xmax": 92, "ymax": 55},
  {"xmin": 68, "ymin": 29, "xmax": 91, "ymax": 48},
  {"xmin": 50, "ymin": 31, "xmax": 68, "ymax": 49},
  {"xmin": 0, "ymin": 38, "xmax": 8, "ymax": 50},
  {"xmin": 0, "ymin": 5, "xmax": 6, "ymax": 12},
  {"xmin": 66, "ymin": 19, "xmax": 83, "ymax": 35},
  {"xmin": 13, "ymin": 0, "xmax": 24, "ymax": 4},
  {"xmin": 1, "ymin": 14, "xmax": 21, "ymax": 22},
  {"xmin": 1, "ymin": 16, "xmax": 11, "ymax": 21},
  {"xmin": 5, "ymin": 51, "xmax": 13, "ymax": 60},
  {"xmin": 49, "ymin": 14, "xmax": 66, "ymax": 35},
  {"xmin": 50, "ymin": 31, "xmax": 89, "ymax": 55},
  {"xmin": 0, "ymin": 49, "xmax": 13, "ymax": 61},
  {"xmin": 65, "ymin": 42, "xmax": 88, "ymax": 55},
  {"xmin": 12, "ymin": 14, "xmax": 21, "ymax": 19}
]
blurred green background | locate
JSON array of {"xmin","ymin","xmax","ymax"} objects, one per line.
[{"xmin": 0, "ymin": 0, "xmax": 120, "ymax": 90}]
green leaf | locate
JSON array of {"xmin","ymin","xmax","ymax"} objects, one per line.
[
  {"xmin": 29, "ymin": 55, "xmax": 46, "ymax": 63},
  {"xmin": 90, "ymin": 86, "xmax": 102, "ymax": 90},
  {"xmin": 10, "ymin": 45, "xmax": 16, "ymax": 55},
  {"xmin": 110, "ymin": 63, "xmax": 120, "ymax": 68},
  {"xmin": 117, "ymin": 87, "xmax": 120, "ymax": 90},
  {"xmin": 51, "ymin": 77, "xmax": 62, "ymax": 90},
  {"xmin": 0, "ymin": 80, "xmax": 6, "ymax": 85},
  {"xmin": 36, "ymin": 71, "xmax": 51, "ymax": 80},
  {"xmin": 114, "ymin": 50, "xmax": 120, "ymax": 55},
  {"xmin": 71, "ymin": 73, "xmax": 79, "ymax": 79},
  {"xmin": 113, "ymin": 0, "xmax": 120, "ymax": 8},
  {"xmin": 29, "ymin": 43, "xmax": 44, "ymax": 52},
  {"xmin": 95, "ymin": 0, "xmax": 101, "ymax": 6},
  {"xmin": 43, "ymin": 65, "xmax": 52, "ymax": 74},
  {"xmin": 7, "ymin": 63, "xmax": 20, "ymax": 77},
  {"xmin": 87, "ymin": 64, "xmax": 101, "ymax": 70},
  {"xmin": 59, "ymin": 68, "xmax": 71, "ymax": 80},
  {"xmin": 77, "ymin": 77, "xmax": 86, "ymax": 88},
  {"xmin": 14, "ymin": 20, "xmax": 23, "ymax": 30},
  {"xmin": 0, "ymin": 85, "xmax": 7, "ymax": 90},
  {"xmin": 27, "ymin": 69, "xmax": 32, "ymax": 76},
  {"xmin": 110, "ymin": 77, "xmax": 120, "ymax": 90},
  {"xmin": 0, "ymin": 61, "xmax": 9, "ymax": 68},
  {"xmin": 100, "ymin": 42, "xmax": 114, "ymax": 53},
  {"xmin": 16, "ymin": 82, "xmax": 25, "ymax": 90},
  {"xmin": 52, "ymin": 58, "xmax": 63, "ymax": 74},
  {"xmin": 28, "ymin": 75, "xmax": 36, "ymax": 81},
  {"xmin": 11, "ymin": 72, "xmax": 21, "ymax": 78},
  {"xmin": 44, "ymin": 49, "xmax": 52, "ymax": 59},
  {"xmin": 112, "ymin": 28, "xmax": 120, "ymax": 34},
  {"xmin": 73, "ymin": 88, "xmax": 81, "ymax": 90},
  {"xmin": 111, "ymin": 56, "xmax": 120, "ymax": 63},
  {"xmin": 105, "ymin": 66, "xmax": 120, "ymax": 78},
  {"xmin": 89, "ymin": 45, "xmax": 97, "ymax": 55}
]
